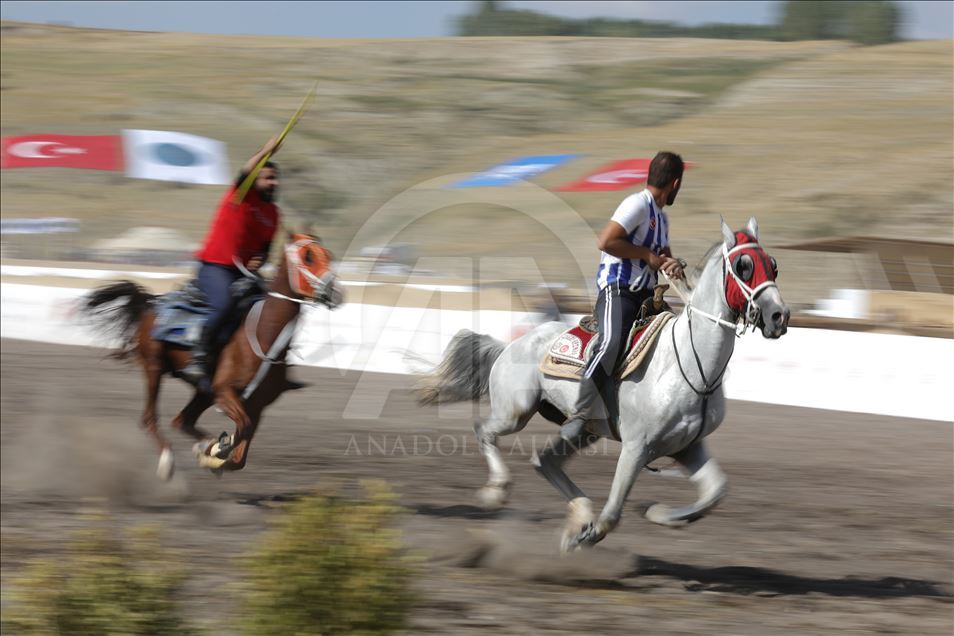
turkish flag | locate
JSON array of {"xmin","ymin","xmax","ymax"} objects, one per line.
[
  {"xmin": 555, "ymin": 159, "xmax": 652, "ymax": 192},
  {"xmin": 1, "ymin": 135, "xmax": 123, "ymax": 170}
]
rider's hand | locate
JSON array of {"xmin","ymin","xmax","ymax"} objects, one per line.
[
  {"xmin": 265, "ymin": 135, "xmax": 282, "ymax": 156},
  {"xmin": 659, "ymin": 256, "xmax": 685, "ymax": 280},
  {"xmin": 246, "ymin": 255, "xmax": 265, "ymax": 272}
]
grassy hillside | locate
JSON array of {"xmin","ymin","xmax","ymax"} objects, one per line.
[{"xmin": 1, "ymin": 22, "xmax": 951, "ymax": 303}]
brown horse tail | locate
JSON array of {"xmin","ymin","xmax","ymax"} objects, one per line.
[
  {"xmin": 414, "ymin": 329, "xmax": 506, "ymax": 406},
  {"xmin": 80, "ymin": 280, "xmax": 155, "ymax": 359}
]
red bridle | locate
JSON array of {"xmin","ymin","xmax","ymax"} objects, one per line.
[{"xmin": 722, "ymin": 231, "xmax": 778, "ymax": 326}]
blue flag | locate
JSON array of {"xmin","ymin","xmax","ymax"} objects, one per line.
[{"xmin": 448, "ymin": 154, "xmax": 577, "ymax": 188}]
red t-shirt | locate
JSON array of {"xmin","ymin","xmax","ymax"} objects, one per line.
[{"xmin": 196, "ymin": 180, "xmax": 280, "ymax": 267}]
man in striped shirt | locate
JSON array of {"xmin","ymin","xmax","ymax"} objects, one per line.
[{"xmin": 560, "ymin": 151, "xmax": 686, "ymax": 442}]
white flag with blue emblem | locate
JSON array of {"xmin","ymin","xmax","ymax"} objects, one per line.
[{"xmin": 122, "ymin": 129, "xmax": 229, "ymax": 185}]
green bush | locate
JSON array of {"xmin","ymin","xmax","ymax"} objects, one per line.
[
  {"xmin": 2, "ymin": 522, "xmax": 195, "ymax": 635},
  {"xmin": 239, "ymin": 482, "xmax": 414, "ymax": 636}
]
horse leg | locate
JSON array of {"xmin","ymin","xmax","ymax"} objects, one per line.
[
  {"xmin": 141, "ymin": 360, "xmax": 176, "ymax": 481},
  {"xmin": 171, "ymin": 390, "xmax": 213, "ymax": 441},
  {"xmin": 532, "ymin": 433, "xmax": 598, "ymax": 500},
  {"xmin": 474, "ymin": 409, "xmax": 534, "ymax": 510},
  {"xmin": 645, "ymin": 441, "xmax": 727, "ymax": 527},
  {"xmin": 222, "ymin": 407, "xmax": 261, "ymax": 472},
  {"xmin": 570, "ymin": 440, "xmax": 648, "ymax": 550},
  {"xmin": 193, "ymin": 386, "xmax": 250, "ymax": 473},
  {"xmin": 532, "ymin": 434, "xmax": 600, "ymax": 553},
  {"xmin": 216, "ymin": 386, "xmax": 251, "ymax": 432}
]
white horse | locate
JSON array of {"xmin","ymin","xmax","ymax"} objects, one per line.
[{"xmin": 416, "ymin": 218, "xmax": 790, "ymax": 551}]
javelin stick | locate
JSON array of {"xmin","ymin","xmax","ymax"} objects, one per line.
[{"xmin": 233, "ymin": 80, "xmax": 318, "ymax": 204}]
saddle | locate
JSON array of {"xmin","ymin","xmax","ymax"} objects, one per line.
[
  {"xmin": 540, "ymin": 285, "xmax": 675, "ymax": 382},
  {"xmin": 151, "ymin": 276, "xmax": 265, "ymax": 348}
]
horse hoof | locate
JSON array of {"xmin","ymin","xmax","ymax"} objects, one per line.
[
  {"xmin": 212, "ymin": 432, "xmax": 233, "ymax": 459},
  {"xmin": 561, "ymin": 522, "xmax": 598, "ymax": 553},
  {"xmin": 476, "ymin": 484, "xmax": 510, "ymax": 510},
  {"xmin": 192, "ymin": 439, "xmax": 227, "ymax": 470},
  {"xmin": 197, "ymin": 454, "xmax": 227, "ymax": 470},
  {"xmin": 560, "ymin": 529, "xmax": 581, "ymax": 554},
  {"xmin": 193, "ymin": 439, "xmax": 213, "ymax": 458},
  {"xmin": 156, "ymin": 448, "xmax": 175, "ymax": 481},
  {"xmin": 561, "ymin": 497, "xmax": 595, "ymax": 554},
  {"xmin": 563, "ymin": 520, "xmax": 606, "ymax": 553},
  {"xmin": 644, "ymin": 503, "xmax": 700, "ymax": 527},
  {"xmin": 645, "ymin": 503, "xmax": 679, "ymax": 526}
]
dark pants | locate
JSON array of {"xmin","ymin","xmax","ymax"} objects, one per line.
[
  {"xmin": 571, "ymin": 284, "xmax": 652, "ymax": 419},
  {"xmin": 195, "ymin": 262, "xmax": 242, "ymax": 349}
]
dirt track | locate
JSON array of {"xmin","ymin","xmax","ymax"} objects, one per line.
[{"xmin": 1, "ymin": 339, "xmax": 952, "ymax": 634}]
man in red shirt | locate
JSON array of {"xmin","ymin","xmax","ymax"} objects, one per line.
[{"xmin": 180, "ymin": 137, "xmax": 283, "ymax": 389}]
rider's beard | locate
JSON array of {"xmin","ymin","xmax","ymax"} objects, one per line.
[
  {"xmin": 666, "ymin": 188, "xmax": 679, "ymax": 206},
  {"xmin": 259, "ymin": 188, "xmax": 277, "ymax": 203}
]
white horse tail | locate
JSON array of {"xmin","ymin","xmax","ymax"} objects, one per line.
[{"xmin": 415, "ymin": 330, "xmax": 506, "ymax": 406}]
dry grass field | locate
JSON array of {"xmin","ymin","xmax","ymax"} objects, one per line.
[{"xmin": 2, "ymin": 23, "xmax": 951, "ymax": 304}]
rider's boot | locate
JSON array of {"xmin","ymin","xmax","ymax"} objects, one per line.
[
  {"xmin": 559, "ymin": 376, "xmax": 602, "ymax": 442},
  {"xmin": 180, "ymin": 326, "xmax": 213, "ymax": 393}
]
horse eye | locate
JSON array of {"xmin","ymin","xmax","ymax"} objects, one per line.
[
  {"xmin": 734, "ymin": 254, "xmax": 754, "ymax": 281},
  {"xmin": 304, "ymin": 250, "xmax": 314, "ymax": 265},
  {"xmin": 770, "ymin": 256, "xmax": 778, "ymax": 279}
]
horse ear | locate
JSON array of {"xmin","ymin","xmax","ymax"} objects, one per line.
[
  {"xmin": 720, "ymin": 216, "xmax": 736, "ymax": 248},
  {"xmin": 745, "ymin": 216, "xmax": 759, "ymax": 241}
]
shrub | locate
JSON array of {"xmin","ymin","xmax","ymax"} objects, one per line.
[
  {"xmin": 2, "ymin": 521, "xmax": 195, "ymax": 635},
  {"xmin": 239, "ymin": 481, "xmax": 414, "ymax": 636}
]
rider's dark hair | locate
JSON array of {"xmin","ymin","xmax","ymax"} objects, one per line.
[
  {"xmin": 647, "ymin": 151, "xmax": 684, "ymax": 188},
  {"xmin": 263, "ymin": 160, "xmax": 279, "ymax": 172}
]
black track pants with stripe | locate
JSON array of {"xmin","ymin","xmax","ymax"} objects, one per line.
[{"xmin": 570, "ymin": 284, "xmax": 652, "ymax": 419}]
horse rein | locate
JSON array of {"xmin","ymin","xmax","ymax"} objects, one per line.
[
  {"xmin": 232, "ymin": 256, "xmax": 310, "ymax": 304},
  {"xmin": 666, "ymin": 241, "xmax": 777, "ymax": 336},
  {"xmin": 662, "ymin": 261, "xmax": 738, "ymax": 332},
  {"xmin": 233, "ymin": 242, "xmax": 337, "ymax": 307},
  {"xmin": 234, "ymin": 242, "xmax": 334, "ymax": 401},
  {"xmin": 664, "ymin": 240, "xmax": 774, "ymax": 448}
]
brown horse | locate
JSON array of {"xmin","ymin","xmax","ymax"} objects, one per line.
[{"xmin": 80, "ymin": 233, "xmax": 340, "ymax": 480}]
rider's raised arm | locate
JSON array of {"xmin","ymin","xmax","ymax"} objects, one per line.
[{"xmin": 241, "ymin": 136, "xmax": 282, "ymax": 176}]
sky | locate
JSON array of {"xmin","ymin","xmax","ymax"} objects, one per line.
[{"xmin": 0, "ymin": 1, "xmax": 951, "ymax": 40}]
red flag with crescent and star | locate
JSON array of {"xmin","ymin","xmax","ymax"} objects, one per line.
[
  {"xmin": 555, "ymin": 159, "xmax": 653, "ymax": 192},
  {"xmin": 1, "ymin": 134, "xmax": 122, "ymax": 170}
]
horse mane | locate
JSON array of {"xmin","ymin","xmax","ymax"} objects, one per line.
[{"xmin": 687, "ymin": 241, "xmax": 723, "ymax": 290}]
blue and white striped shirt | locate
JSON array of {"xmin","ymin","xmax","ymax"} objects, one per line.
[{"xmin": 596, "ymin": 189, "xmax": 669, "ymax": 292}]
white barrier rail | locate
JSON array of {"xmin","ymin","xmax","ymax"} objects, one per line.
[
  {"xmin": 2, "ymin": 282, "xmax": 951, "ymax": 422},
  {"xmin": 0, "ymin": 264, "xmax": 478, "ymax": 293}
]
